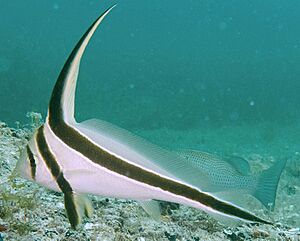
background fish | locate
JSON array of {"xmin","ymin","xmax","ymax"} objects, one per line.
[{"xmin": 176, "ymin": 150, "xmax": 287, "ymax": 209}]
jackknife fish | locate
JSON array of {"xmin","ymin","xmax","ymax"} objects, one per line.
[{"xmin": 15, "ymin": 5, "xmax": 273, "ymax": 229}]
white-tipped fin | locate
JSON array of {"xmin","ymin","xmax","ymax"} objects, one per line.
[{"xmin": 56, "ymin": 5, "xmax": 116, "ymax": 124}]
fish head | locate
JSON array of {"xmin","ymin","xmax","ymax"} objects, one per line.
[
  {"xmin": 14, "ymin": 129, "xmax": 60, "ymax": 192},
  {"xmin": 15, "ymin": 144, "xmax": 32, "ymax": 181}
]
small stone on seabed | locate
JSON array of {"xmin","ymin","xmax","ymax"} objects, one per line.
[
  {"xmin": 287, "ymin": 227, "xmax": 300, "ymax": 234},
  {"xmin": 84, "ymin": 223, "xmax": 95, "ymax": 230},
  {"xmin": 223, "ymin": 229, "xmax": 233, "ymax": 235},
  {"xmin": 137, "ymin": 237, "xmax": 145, "ymax": 241},
  {"xmin": 252, "ymin": 229, "xmax": 269, "ymax": 238},
  {"xmin": 56, "ymin": 202, "xmax": 64, "ymax": 209}
]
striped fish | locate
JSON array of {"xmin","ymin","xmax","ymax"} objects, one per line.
[{"xmin": 15, "ymin": 5, "xmax": 272, "ymax": 229}]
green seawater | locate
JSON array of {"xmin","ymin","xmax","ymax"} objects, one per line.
[
  {"xmin": 0, "ymin": 1, "xmax": 300, "ymax": 240},
  {"xmin": 1, "ymin": 0, "xmax": 300, "ymax": 131}
]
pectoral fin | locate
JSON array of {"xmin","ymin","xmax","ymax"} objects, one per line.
[
  {"xmin": 139, "ymin": 200, "xmax": 161, "ymax": 221},
  {"xmin": 64, "ymin": 192, "xmax": 93, "ymax": 229}
]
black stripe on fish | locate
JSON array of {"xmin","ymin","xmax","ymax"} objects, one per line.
[
  {"xmin": 26, "ymin": 145, "xmax": 36, "ymax": 180},
  {"xmin": 64, "ymin": 192, "xmax": 80, "ymax": 229},
  {"xmin": 36, "ymin": 125, "xmax": 79, "ymax": 229}
]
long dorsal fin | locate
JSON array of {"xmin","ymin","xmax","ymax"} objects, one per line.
[
  {"xmin": 48, "ymin": 5, "xmax": 116, "ymax": 125},
  {"xmin": 45, "ymin": 5, "xmax": 116, "ymax": 229}
]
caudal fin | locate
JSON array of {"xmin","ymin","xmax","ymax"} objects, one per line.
[{"xmin": 254, "ymin": 158, "xmax": 287, "ymax": 210}]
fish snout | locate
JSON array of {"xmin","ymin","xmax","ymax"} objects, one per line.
[{"xmin": 15, "ymin": 149, "xmax": 30, "ymax": 179}]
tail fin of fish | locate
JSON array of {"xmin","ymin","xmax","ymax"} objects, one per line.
[{"xmin": 254, "ymin": 158, "xmax": 287, "ymax": 210}]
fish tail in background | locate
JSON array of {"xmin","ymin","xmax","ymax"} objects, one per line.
[{"xmin": 253, "ymin": 158, "xmax": 287, "ymax": 210}]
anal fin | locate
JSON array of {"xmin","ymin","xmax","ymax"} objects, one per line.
[{"xmin": 139, "ymin": 200, "xmax": 161, "ymax": 221}]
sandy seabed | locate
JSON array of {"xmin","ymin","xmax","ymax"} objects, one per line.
[{"xmin": 0, "ymin": 118, "xmax": 299, "ymax": 241}]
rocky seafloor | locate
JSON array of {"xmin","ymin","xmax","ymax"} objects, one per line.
[{"xmin": 0, "ymin": 115, "xmax": 299, "ymax": 241}]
